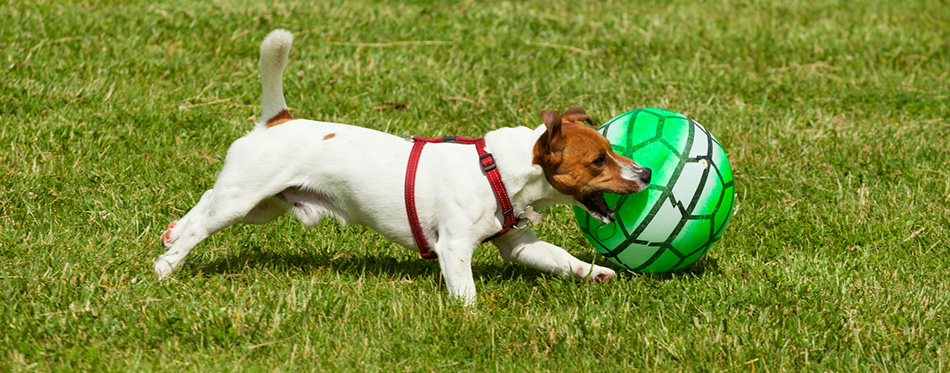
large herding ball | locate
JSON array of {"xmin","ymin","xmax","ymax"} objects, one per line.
[{"xmin": 573, "ymin": 108, "xmax": 735, "ymax": 273}]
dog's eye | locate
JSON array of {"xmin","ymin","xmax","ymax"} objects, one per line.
[{"xmin": 592, "ymin": 155, "xmax": 606, "ymax": 167}]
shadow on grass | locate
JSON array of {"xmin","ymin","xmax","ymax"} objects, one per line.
[
  {"xmin": 571, "ymin": 251, "xmax": 722, "ymax": 280},
  {"xmin": 184, "ymin": 244, "xmax": 720, "ymax": 283},
  {"xmin": 185, "ymin": 246, "xmax": 562, "ymax": 284}
]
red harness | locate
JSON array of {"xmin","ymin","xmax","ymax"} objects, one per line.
[{"xmin": 404, "ymin": 135, "xmax": 519, "ymax": 259}]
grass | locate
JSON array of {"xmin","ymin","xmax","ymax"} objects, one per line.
[{"xmin": 2, "ymin": 0, "xmax": 949, "ymax": 370}]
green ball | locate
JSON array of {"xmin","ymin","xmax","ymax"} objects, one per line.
[{"xmin": 573, "ymin": 109, "xmax": 735, "ymax": 273}]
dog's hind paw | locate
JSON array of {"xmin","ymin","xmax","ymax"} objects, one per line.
[
  {"xmin": 160, "ymin": 221, "xmax": 177, "ymax": 251},
  {"xmin": 154, "ymin": 258, "xmax": 175, "ymax": 278}
]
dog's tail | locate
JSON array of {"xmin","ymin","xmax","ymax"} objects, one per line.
[{"xmin": 257, "ymin": 29, "xmax": 294, "ymax": 130}]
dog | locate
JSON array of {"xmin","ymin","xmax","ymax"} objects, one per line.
[{"xmin": 155, "ymin": 29, "xmax": 652, "ymax": 305}]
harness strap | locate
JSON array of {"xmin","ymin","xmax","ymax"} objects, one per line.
[
  {"xmin": 473, "ymin": 138, "xmax": 519, "ymax": 239},
  {"xmin": 404, "ymin": 136, "xmax": 519, "ymax": 259},
  {"xmin": 404, "ymin": 140, "xmax": 436, "ymax": 259}
]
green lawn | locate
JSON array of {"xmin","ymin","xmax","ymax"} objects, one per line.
[{"xmin": 2, "ymin": 0, "xmax": 949, "ymax": 370}]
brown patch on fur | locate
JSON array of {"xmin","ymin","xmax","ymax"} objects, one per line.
[
  {"xmin": 323, "ymin": 133, "xmax": 336, "ymax": 140},
  {"xmin": 265, "ymin": 109, "xmax": 295, "ymax": 128}
]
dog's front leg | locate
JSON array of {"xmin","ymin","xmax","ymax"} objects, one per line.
[
  {"xmin": 492, "ymin": 228, "xmax": 616, "ymax": 283},
  {"xmin": 433, "ymin": 238, "xmax": 478, "ymax": 306}
]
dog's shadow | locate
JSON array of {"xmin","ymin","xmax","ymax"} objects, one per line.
[
  {"xmin": 188, "ymin": 247, "xmax": 438, "ymax": 279},
  {"xmin": 186, "ymin": 245, "xmax": 563, "ymax": 284},
  {"xmin": 185, "ymin": 244, "xmax": 719, "ymax": 284}
]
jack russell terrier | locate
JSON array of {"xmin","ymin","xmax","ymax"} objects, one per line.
[{"xmin": 155, "ymin": 29, "xmax": 652, "ymax": 305}]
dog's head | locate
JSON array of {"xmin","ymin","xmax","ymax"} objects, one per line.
[{"xmin": 533, "ymin": 108, "xmax": 651, "ymax": 224}]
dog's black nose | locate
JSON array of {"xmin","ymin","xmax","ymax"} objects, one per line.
[{"xmin": 640, "ymin": 167, "xmax": 652, "ymax": 184}]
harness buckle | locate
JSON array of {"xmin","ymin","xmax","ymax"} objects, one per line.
[
  {"xmin": 404, "ymin": 135, "xmax": 416, "ymax": 142},
  {"xmin": 479, "ymin": 153, "xmax": 496, "ymax": 172}
]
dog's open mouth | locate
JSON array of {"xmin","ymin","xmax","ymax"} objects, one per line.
[{"xmin": 581, "ymin": 192, "xmax": 616, "ymax": 224}]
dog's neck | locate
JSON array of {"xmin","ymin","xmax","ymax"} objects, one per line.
[{"xmin": 483, "ymin": 126, "xmax": 575, "ymax": 215}]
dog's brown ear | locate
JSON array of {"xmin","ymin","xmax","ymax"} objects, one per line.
[
  {"xmin": 561, "ymin": 107, "xmax": 597, "ymax": 127},
  {"xmin": 540, "ymin": 110, "xmax": 562, "ymax": 132},
  {"xmin": 535, "ymin": 110, "xmax": 565, "ymax": 166}
]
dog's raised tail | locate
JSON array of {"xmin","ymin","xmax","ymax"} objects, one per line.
[{"xmin": 257, "ymin": 29, "xmax": 294, "ymax": 129}]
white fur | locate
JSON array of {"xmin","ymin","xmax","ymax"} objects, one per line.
[
  {"xmin": 257, "ymin": 29, "xmax": 293, "ymax": 129},
  {"xmin": 155, "ymin": 30, "xmax": 616, "ymax": 305}
]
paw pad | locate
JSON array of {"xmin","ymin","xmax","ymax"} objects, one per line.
[
  {"xmin": 592, "ymin": 272, "xmax": 615, "ymax": 283},
  {"xmin": 160, "ymin": 221, "xmax": 178, "ymax": 249}
]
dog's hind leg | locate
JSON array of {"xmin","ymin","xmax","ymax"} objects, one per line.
[
  {"xmin": 155, "ymin": 141, "xmax": 292, "ymax": 277},
  {"xmin": 154, "ymin": 185, "xmax": 273, "ymax": 277},
  {"xmin": 156, "ymin": 192, "xmax": 289, "ymax": 277},
  {"xmin": 242, "ymin": 196, "xmax": 289, "ymax": 224}
]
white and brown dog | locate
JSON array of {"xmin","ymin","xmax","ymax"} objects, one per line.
[{"xmin": 155, "ymin": 29, "xmax": 651, "ymax": 305}]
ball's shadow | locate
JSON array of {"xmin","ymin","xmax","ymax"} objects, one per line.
[{"xmin": 573, "ymin": 251, "xmax": 721, "ymax": 280}]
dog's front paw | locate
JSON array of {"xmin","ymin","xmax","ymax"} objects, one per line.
[
  {"xmin": 160, "ymin": 221, "xmax": 178, "ymax": 251},
  {"xmin": 587, "ymin": 265, "xmax": 616, "ymax": 283},
  {"xmin": 573, "ymin": 265, "xmax": 616, "ymax": 282}
]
